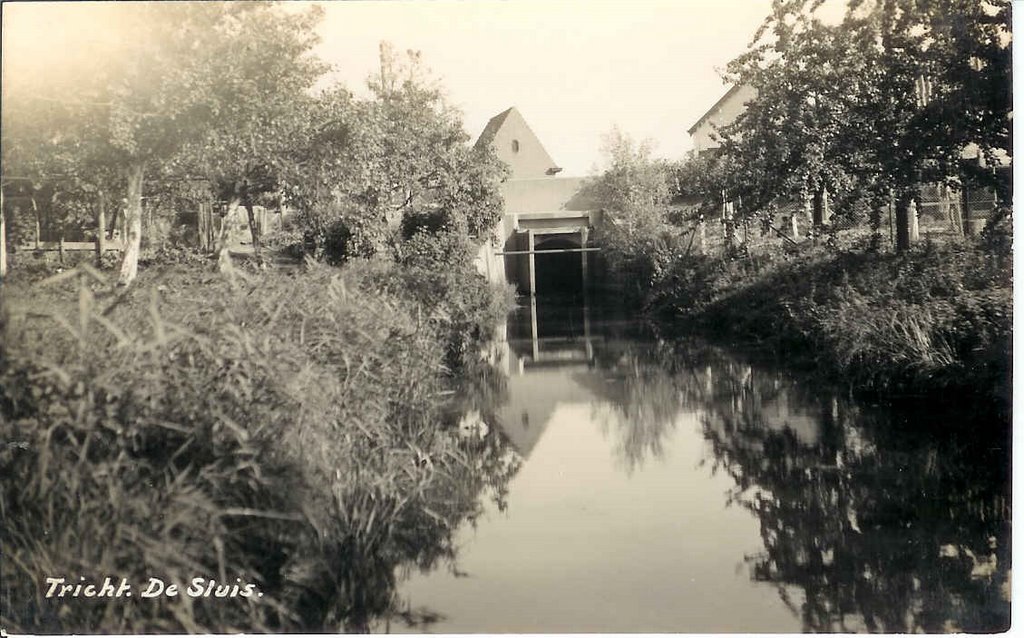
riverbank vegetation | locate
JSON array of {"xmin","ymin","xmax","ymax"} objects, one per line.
[
  {"xmin": 1, "ymin": 255, "xmax": 515, "ymax": 633},
  {"xmin": 589, "ymin": 0, "xmax": 1011, "ymax": 408},
  {"xmin": 651, "ymin": 239, "xmax": 1011, "ymax": 410}
]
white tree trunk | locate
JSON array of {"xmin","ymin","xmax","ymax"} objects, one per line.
[
  {"xmin": 0, "ymin": 187, "xmax": 7, "ymax": 281},
  {"xmin": 117, "ymin": 162, "xmax": 145, "ymax": 285},
  {"xmin": 96, "ymin": 190, "xmax": 107, "ymax": 267},
  {"xmin": 217, "ymin": 199, "xmax": 239, "ymax": 275},
  {"xmin": 909, "ymin": 199, "xmax": 920, "ymax": 242}
]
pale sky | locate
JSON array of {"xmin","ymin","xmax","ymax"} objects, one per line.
[
  {"xmin": 3, "ymin": 0, "xmax": 781, "ymax": 177},
  {"xmin": 313, "ymin": 0, "xmax": 776, "ymax": 175}
]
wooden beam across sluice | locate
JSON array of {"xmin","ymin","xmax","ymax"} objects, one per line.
[{"xmin": 494, "ymin": 247, "xmax": 601, "ymax": 256}]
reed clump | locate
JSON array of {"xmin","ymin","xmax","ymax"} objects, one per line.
[{"xmin": 1, "ymin": 258, "xmax": 517, "ymax": 633}]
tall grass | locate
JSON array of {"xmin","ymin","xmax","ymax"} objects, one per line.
[
  {"xmin": 809, "ymin": 286, "xmax": 958, "ymax": 385},
  {"xmin": 1, "ymin": 258, "xmax": 517, "ymax": 632}
]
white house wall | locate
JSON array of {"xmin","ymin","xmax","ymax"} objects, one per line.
[{"xmin": 690, "ymin": 84, "xmax": 758, "ymax": 154}]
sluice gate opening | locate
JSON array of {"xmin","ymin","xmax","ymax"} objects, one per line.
[
  {"xmin": 497, "ymin": 213, "xmax": 601, "ymax": 297},
  {"xmin": 533, "ymin": 236, "xmax": 585, "ymax": 295}
]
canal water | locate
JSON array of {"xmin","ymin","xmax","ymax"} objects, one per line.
[{"xmin": 379, "ymin": 298, "xmax": 1010, "ymax": 633}]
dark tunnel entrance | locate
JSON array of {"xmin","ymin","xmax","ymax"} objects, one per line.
[{"xmin": 533, "ymin": 236, "xmax": 584, "ymax": 297}]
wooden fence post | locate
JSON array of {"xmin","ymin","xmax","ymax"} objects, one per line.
[
  {"xmin": 527, "ymin": 229, "xmax": 536, "ymax": 296},
  {"xmin": 888, "ymin": 193, "xmax": 894, "ymax": 248},
  {"xmin": 961, "ymin": 185, "xmax": 973, "ymax": 237},
  {"xmin": 96, "ymin": 191, "xmax": 107, "ymax": 266},
  {"xmin": 580, "ymin": 226, "xmax": 589, "ymax": 290},
  {"xmin": 812, "ymin": 187, "xmax": 830, "ymax": 227},
  {"xmin": 909, "ymin": 199, "xmax": 920, "ymax": 243},
  {"xmin": 895, "ymin": 193, "xmax": 913, "ymax": 252},
  {"xmin": 198, "ymin": 202, "xmax": 208, "ymax": 251},
  {"xmin": 33, "ymin": 197, "xmax": 41, "ymax": 249},
  {"xmin": 722, "ymin": 193, "xmax": 735, "ymax": 252},
  {"xmin": 941, "ymin": 184, "xmax": 961, "ymax": 236}
]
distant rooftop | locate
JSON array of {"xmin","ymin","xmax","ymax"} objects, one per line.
[
  {"xmin": 475, "ymin": 106, "xmax": 562, "ymax": 179},
  {"xmin": 687, "ymin": 84, "xmax": 744, "ymax": 136}
]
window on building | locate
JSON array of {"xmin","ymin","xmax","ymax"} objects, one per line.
[{"xmin": 512, "ymin": 139, "xmax": 520, "ymax": 153}]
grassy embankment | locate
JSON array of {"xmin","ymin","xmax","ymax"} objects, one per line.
[
  {"xmin": 641, "ymin": 237, "xmax": 1011, "ymax": 411},
  {"xmin": 0, "ymin": 247, "xmax": 516, "ymax": 633}
]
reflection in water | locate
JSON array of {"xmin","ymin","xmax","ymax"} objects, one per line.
[
  {"xmin": 380, "ymin": 298, "xmax": 1009, "ymax": 633},
  {"xmin": 615, "ymin": 337, "xmax": 1010, "ymax": 633}
]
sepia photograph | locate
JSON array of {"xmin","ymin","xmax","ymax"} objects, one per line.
[{"xmin": 0, "ymin": 0, "xmax": 1013, "ymax": 633}]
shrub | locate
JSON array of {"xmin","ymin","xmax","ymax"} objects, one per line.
[
  {"xmin": 394, "ymin": 229, "xmax": 475, "ymax": 272},
  {"xmin": 261, "ymin": 226, "xmax": 306, "ymax": 259},
  {"xmin": 320, "ymin": 217, "xmax": 354, "ymax": 265},
  {"xmin": 349, "ymin": 250, "xmax": 514, "ymax": 370},
  {"xmin": 400, "ymin": 208, "xmax": 449, "ymax": 240},
  {"xmin": 140, "ymin": 244, "xmax": 211, "ymax": 267}
]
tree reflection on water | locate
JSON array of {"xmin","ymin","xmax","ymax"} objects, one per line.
[
  {"xmin": 578, "ymin": 344, "xmax": 687, "ymax": 474},
  {"xmin": 586, "ymin": 337, "xmax": 1010, "ymax": 633}
]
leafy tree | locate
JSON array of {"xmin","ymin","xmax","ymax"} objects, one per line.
[
  {"xmin": 2, "ymin": 42, "xmax": 122, "ymax": 266},
  {"xmin": 856, "ymin": 0, "xmax": 1012, "ymax": 248},
  {"xmin": 356, "ymin": 44, "xmax": 508, "ymax": 258},
  {"xmin": 671, "ymin": 150, "xmax": 737, "ymax": 252},
  {"xmin": 170, "ymin": 4, "xmax": 327, "ymax": 262},
  {"xmin": 587, "ymin": 128, "xmax": 678, "ymax": 291},
  {"xmin": 275, "ymin": 86, "xmax": 357, "ymax": 258},
  {"xmin": 3, "ymin": 3, "xmax": 330, "ymax": 283},
  {"xmin": 4, "ymin": 4, "xmax": 219, "ymax": 282},
  {"xmin": 718, "ymin": 0, "xmax": 1011, "ymax": 252},
  {"xmin": 90, "ymin": 4, "xmax": 239, "ymax": 283},
  {"xmin": 721, "ymin": 16, "xmax": 869, "ymax": 234},
  {"xmin": 287, "ymin": 44, "xmax": 507, "ymax": 262},
  {"xmin": 591, "ymin": 128, "xmax": 672, "ymax": 218}
]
